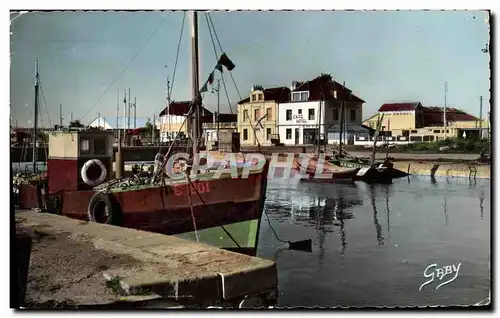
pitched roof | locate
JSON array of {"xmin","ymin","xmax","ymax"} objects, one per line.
[
  {"xmin": 378, "ymin": 102, "xmax": 421, "ymax": 112},
  {"xmin": 291, "ymin": 76, "xmax": 365, "ymax": 103},
  {"xmin": 158, "ymin": 101, "xmax": 213, "ymax": 117},
  {"xmin": 237, "ymin": 86, "xmax": 291, "ymax": 104},
  {"xmin": 423, "ymin": 106, "xmax": 478, "ymax": 125}
]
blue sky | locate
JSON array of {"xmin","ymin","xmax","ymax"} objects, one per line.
[{"xmin": 10, "ymin": 10, "xmax": 490, "ymax": 128}]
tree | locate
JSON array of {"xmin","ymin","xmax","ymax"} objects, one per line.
[{"xmin": 69, "ymin": 120, "xmax": 84, "ymax": 128}]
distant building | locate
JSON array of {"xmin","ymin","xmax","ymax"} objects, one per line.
[
  {"xmin": 87, "ymin": 115, "xmax": 160, "ymax": 131},
  {"xmin": 362, "ymin": 102, "xmax": 488, "ymax": 143},
  {"xmin": 277, "ymin": 75, "xmax": 365, "ymax": 145},
  {"xmin": 202, "ymin": 113, "xmax": 237, "ymax": 143},
  {"xmin": 237, "ymin": 86, "xmax": 290, "ymax": 146}
]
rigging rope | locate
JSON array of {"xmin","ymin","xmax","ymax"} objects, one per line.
[
  {"xmin": 168, "ymin": 11, "xmax": 186, "ymax": 99},
  {"xmin": 80, "ymin": 12, "xmax": 173, "ymax": 122},
  {"xmin": 204, "ymin": 12, "xmax": 262, "ymax": 151},
  {"xmin": 207, "ymin": 13, "xmax": 243, "ymax": 101},
  {"xmin": 158, "ymin": 11, "xmax": 185, "ymax": 154}
]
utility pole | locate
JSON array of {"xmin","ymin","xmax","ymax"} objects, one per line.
[
  {"xmin": 444, "ymin": 82, "xmax": 448, "ymax": 139},
  {"xmin": 32, "ymin": 60, "xmax": 39, "ymax": 174},
  {"xmin": 70, "ymin": 112, "xmax": 73, "ymax": 123},
  {"xmin": 59, "ymin": 104, "xmax": 63, "ymax": 127},
  {"xmin": 133, "ymin": 97, "xmax": 137, "ymax": 130},
  {"xmin": 479, "ymin": 96, "xmax": 483, "ymax": 138},
  {"xmin": 116, "ymin": 90, "xmax": 120, "ymax": 144},
  {"xmin": 127, "ymin": 88, "xmax": 131, "ymax": 131},
  {"xmin": 115, "ymin": 90, "xmax": 123, "ymax": 179},
  {"xmin": 152, "ymin": 114, "xmax": 156, "ymax": 144},
  {"xmin": 123, "ymin": 89, "xmax": 127, "ymax": 146}
]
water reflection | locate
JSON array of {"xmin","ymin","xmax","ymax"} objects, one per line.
[
  {"xmin": 264, "ymin": 181, "xmax": 364, "ymax": 257},
  {"xmin": 369, "ymin": 185, "xmax": 385, "ymax": 246},
  {"xmin": 479, "ymin": 190, "xmax": 484, "ymax": 219}
]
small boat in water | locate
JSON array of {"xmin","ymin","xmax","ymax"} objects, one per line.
[{"xmin": 295, "ymin": 155, "xmax": 359, "ymax": 183}]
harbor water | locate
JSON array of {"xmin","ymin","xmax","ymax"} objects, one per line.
[
  {"xmin": 257, "ymin": 176, "xmax": 490, "ymax": 307},
  {"xmin": 13, "ymin": 161, "xmax": 490, "ymax": 307}
]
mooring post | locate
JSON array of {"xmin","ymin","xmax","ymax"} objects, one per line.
[{"xmin": 16, "ymin": 233, "xmax": 32, "ymax": 308}]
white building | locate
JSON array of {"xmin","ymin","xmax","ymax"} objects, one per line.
[{"xmin": 277, "ymin": 76, "xmax": 366, "ymax": 145}]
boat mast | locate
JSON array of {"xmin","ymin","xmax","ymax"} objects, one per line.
[
  {"xmin": 339, "ymin": 81, "xmax": 345, "ymax": 158},
  {"xmin": 190, "ymin": 11, "xmax": 200, "ymax": 156},
  {"xmin": 32, "ymin": 60, "xmax": 39, "ymax": 174}
]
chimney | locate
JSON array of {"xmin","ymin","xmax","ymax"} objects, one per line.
[
  {"xmin": 251, "ymin": 85, "xmax": 255, "ymax": 92},
  {"xmin": 291, "ymin": 81, "xmax": 297, "ymax": 91}
]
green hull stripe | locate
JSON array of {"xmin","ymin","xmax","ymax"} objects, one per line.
[{"xmin": 174, "ymin": 219, "xmax": 259, "ymax": 249}]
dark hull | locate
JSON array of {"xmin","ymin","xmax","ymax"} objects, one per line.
[
  {"xmin": 299, "ymin": 169, "xmax": 360, "ymax": 183},
  {"xmin": 18, "ymin": 161, "xmax": 270, "ymax": 256}
]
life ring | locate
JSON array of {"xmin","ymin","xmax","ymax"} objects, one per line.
[
  {"xmin": 81, "ymin": 159, "xmax": 107, "ymax": 186},
  {"xmin": 87, "ymin": 192, "xmax": 122, "ymax": 225}
]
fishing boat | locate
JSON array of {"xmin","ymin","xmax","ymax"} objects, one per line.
[
  {"xmin": 16, "ymin": 11, "xmax": 270, "ymax": 257},
  {"xmin": 329, "ymin": 92, "xmax": 395, "ymax": 184}
]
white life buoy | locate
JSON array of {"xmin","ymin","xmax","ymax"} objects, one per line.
[{"xmin": 81, "ymin": 159, "xmax": 107, "ymax": 186}]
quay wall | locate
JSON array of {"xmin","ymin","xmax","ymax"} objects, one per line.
[
  {"xmin": 393, "ymin": 161, "xmax": 490, "ymax": 179},
  {"xmin": 12, "ymin": 145, "xmax": 482, "ymax": 165}
]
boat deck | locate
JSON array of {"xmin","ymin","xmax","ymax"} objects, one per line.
[{"xmin": 15, "ymin": 210, "xmax": 277, "ymax": 308}]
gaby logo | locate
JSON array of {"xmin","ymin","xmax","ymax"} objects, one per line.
[{"xmin": 419, "ymin": 262, "xmax": 462, "ymax": 291}]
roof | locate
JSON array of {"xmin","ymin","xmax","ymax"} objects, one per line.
[
  {"xmin": 422, "ymin": 106, "xmax": 478, "ymax": 125},
  {"xmin": 291, "ymin": 76, "xmax": 366, "ymax": 103},
  {"xmin": 378, "ymin": 102, "xmax": 421, "ymax": 112},
  {"xmin": 327, "ymin": 123, "xmax": 373, "ymax": 134},
  {"xmin": 200, "ymin": 113, "xmax": 237, "ymax": 123},
  {"xmin": 158, "ymin": 101, "xmax": 213, "ymax": 117},
  {"xmin": 237, "ymin": 86, "xmax": 291, "ymax": 104}
]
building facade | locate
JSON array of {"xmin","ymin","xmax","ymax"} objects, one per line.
[
  {"xmin": 277, "ymin": 75, "xmax": 365, "ymax": 145},
  {"xmin": 362, "ymin": 102, "xmax": 487, "ymax": 143},
  {"xmin": 237, "ymin": 86, "xmax": 290, "ymax": 146}
]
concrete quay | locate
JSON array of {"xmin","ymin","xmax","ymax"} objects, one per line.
[
  {"xmin": 393, "ymin": 161, "xmax": 490, "ymax": 179},
  {"xmin": 15, "ymin": 210, "xmax": 277, "ymax": 308}
]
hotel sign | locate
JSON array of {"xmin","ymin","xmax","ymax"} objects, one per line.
[{"xmin": 292, "ymin": 114, "xmax": 308, "ymax": 124}]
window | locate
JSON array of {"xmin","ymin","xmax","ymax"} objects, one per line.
[
  {"xmin": 258, "ymin": 94, "xmax": 263, "ymax": 101},
  {"xmin": 286, "ymin": 109, "xmax": 292, "ymax": 121},
  {"xmin": 286, "ymin": 128, "xmax": 292, "ymax": 140},
  {"xmin": 93, "ymin": 138, "xmax": 106, "ymax": 155},
  {"xmin": 411, "ymin": 130, "xmax": 418, "ymax": 134},
  {"xmin": 291, "ymin": 91, "xmax": 309, "ymax": 102},
  {"xmin": 350, "ymin": 109, "xmax": 356, "ymax": 122},
  {"xmin": 266, "ymin": 108, "xmax": 272, "ymax": 121},
  {"xmin": 433, "ymin": 129, "xmax": 441, "ymax": 134},
  {"xmin": 298, "ymin": 109, "xmax": 302, "ymax": 115},
  {"xmin": 251, "ymin": 95, "xmax": 256, "ymax": 102},
  {"xmin": 266, "ymin": 128, "xmax": 271, "ymax": 140},
  {"xmin": 80, "ymin": 139, "xmax": 90, "ymax": 153},
  {"xmin": 243, "ymin": 110, "xmax": 249, "ymax": 121},
  {"xmin": 254, "ymin": 109, "xmax": 260, "ymax": 121},
  {"xmin": 243, "ymin": 129, "xmax": 248, "ymax": 140},
  {"xmin": 308, "ymin": 108, "xmax": 315, "ymax": 120},
  {"xmin": 333, "ymin": 109, "xmax": 339, "ymax": 121}
]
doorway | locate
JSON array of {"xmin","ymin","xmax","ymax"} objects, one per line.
[{"xmin": 295, "ymin": 128, "xmax": 300, "ymax": 145}]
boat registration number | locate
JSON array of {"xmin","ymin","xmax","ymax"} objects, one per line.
[{"xmin": 173, "ymin": 182, "xmax": 211, "ymax": 196}]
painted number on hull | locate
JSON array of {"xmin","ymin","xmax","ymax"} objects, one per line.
[{"xmin": 173, "ymin": 182, "xmax": 211, "ymax": 196}]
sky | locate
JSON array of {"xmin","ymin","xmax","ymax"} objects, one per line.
[{"xmin": 9, "ymin": 10, "xmax": 490, "ymax": 128}]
